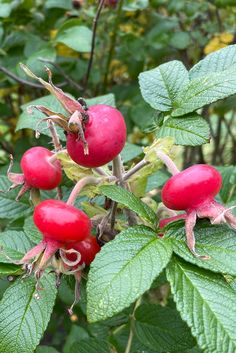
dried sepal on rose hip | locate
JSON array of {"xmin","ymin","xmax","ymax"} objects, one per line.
[
  {"xmin": 157, "ymin": 152, "xmax": 236, "ymax": 259},
  {"xmin": 20, "ymin": 64, "xmax": 127, "ymax": 168},
  {"xmin": 6, "ymin": 146, "xmax": 62, "ymax": 200}
]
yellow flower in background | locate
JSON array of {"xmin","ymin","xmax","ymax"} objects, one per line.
[{"xmin": 204, "ymin": 32, "xmax": 234, "ymax": 55}]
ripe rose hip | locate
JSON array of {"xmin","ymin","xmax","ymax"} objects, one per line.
[
  {"xmin": 161, "ymin": 164, "xmax": 236, "ymax": 258},
  {"xmin": 21, "ymin": 146, "xmax": 62, "ymax": 190},
  {"xmin": 162, "ymin": 165, "xmax": 222, "ymax": 210},
  {"xmin": 66, "ymin": 234, "xmax": 101, "ymax": 266},
  {"xmin": 20, "ymin": 200, "xmax": 91, "ymax": 269},
  {"xmin": 66, "ymin": 104, "xmax": 126, "ymax": 168}
]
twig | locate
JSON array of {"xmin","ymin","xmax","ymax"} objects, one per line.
[
  {"xmin": 0, "ymin": 66, "xmax": 66, "ymax": 88},
  {"xmin": 103, "ymin": 0, "xmax": 124, "ymax": 90},
  {"xmin": 124, "ymin": 297, "xmax": 142, "ymax": 353},
  {"xmin": 38, "ymin": 58, "xmax": 83, "ymax": 92},
  {"xmin": 83, "ymin": 0, "xmax": 106, "ymax": 93},
  {"xmin": 123, "ymin": 159, "xmax": 149, "ymax": 181}
]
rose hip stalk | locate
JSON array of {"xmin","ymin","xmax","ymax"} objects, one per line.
[
  {"xmin": 158, "ymin": 153, "xmax": 236, "ymax": 258},
  {"xmin": 7, "ymin": 146, "xmax": 62, "ymax": 200}
]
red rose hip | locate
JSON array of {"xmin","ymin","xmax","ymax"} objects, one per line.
[{"xmin": 66, "ymin": 104, "xmax": 126, "ymax": 168}]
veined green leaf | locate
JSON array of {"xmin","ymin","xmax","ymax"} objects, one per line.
[
  {"xmin": 139, "ymin": 60, "xmax": 189, "ymax": 111},
  {"xmin": 87, "ymin": 226, "xmax": 172, "ymax": 322},
  {"xmin": 99, "ymin": 185, "xmax": 157, "ymax": 225},
  {"xmin": 166, "ymin": 221, "xmax": 236, "ymax": 275},
  {"xmin": 0, "ymin": 176, "xmax": 32, "ymax": 220},
  {"xmin": 167, "ymin": 257, "xmax": 236, "ymax": 353},
  {"xmin": 135, "ymin": 304, "xmax": 195, "ymax": 351},
  {"xmin": 157, "ymin": 114, "xmax": 210, "ymax": 146},
  {"xmin": 0, "ymin": 275, "xmax": 57, "ymax": 353},
  {"xmin": 190, "ymin": 45, "xmax": 236, "ymax": 79},
  {"xmin": 172, "ymin": 69, "xmax": 236, "ymax": 117}
]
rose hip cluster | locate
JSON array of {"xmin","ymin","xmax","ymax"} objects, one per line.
[{"xmin": 3, "ymin": 65, "xmax": 126, "ymax": 305}]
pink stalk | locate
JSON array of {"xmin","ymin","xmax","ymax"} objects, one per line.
[
  {"xmin": 66, "ymin": 176, "xmax": 101, "ymax": 206},
  {"xmin": 156, "ymin": 150, "xmax": 180, "ymax": 175}
]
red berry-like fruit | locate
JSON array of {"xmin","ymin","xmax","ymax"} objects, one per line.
[
  {"xmin": 67, "ymin": 234, "xmax": 101, "ymax": 265},
  {"xmin": 66, "ymin": 104, "xmax": 126, "ymax": 168},
  {"xmin": 161, "ymin": 164, "xmax": 236, "ymax": 258},
  {"xmin": 162, "ymin": 164, "xmax": 222, "ymax": 211},
  {"xmin": 20, "ymin": 200, "xmax": 91, "ymax": 270},
  {"xmin": 34, "ymin": 200, "xmax": 91, "ymax": 244},
  {"xmin": 21, "ymin": 146, "xmax": 62, "ymax": 190}
]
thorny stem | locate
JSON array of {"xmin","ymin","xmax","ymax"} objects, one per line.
[
  {"xmin": 67, "ymin": 176, "xmax": 100, "ymax": 206},
  {"xmin": 156, "ymin": 150, "xmax": 180, "ymax": 175},
  {"xmin": 103, "ymin": 0, "xmax": 124, "ymax": 91},
  {"xmin": 0, "ymin": 66, "xmax": 66, "ymax": 88},
  {"xmin": 83, "ymin": 0, "xmax": 106, "ymax": 93},
  {"xmin": 47, "ymin": 120, "xmax": 62, "ymax": 152},
  {"xmin": 124, "ymin": 297, "xmax": 142, "ymax": 353}
]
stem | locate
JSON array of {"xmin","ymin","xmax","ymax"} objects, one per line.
[
  {"xmin": 112, "ymin": 154, "xmax": 124, "ymax": 183},
  {"xmin": 67, "ymin": 176, "xmax": 100, "ymax": 206},
  {"xmin": 123, "ymin": 159, "xmax": 149, "ymax": 181},
  {"xmin": 47, "ymin": 120, "xmax": 62, "ymax": 151},
  {"xmin": 124, "ymin": 297, "xmax": 142, "ymax": 353},
  {"xmin": 0, "ymin": 66, "xmax": 66, "ymax": 88},
  {"xmin": 83, "ymin": 0, "xmax": 106, "ymax": 93},
  {"xmin": 156, "ymin": 150, "xmax": 180, "ymax": 175},
  {"xmin": 103, "ymin": 0, "xmax": 124, "ymax": 91}
]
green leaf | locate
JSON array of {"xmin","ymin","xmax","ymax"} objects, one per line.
[
  {"xmin": 55, "ymin": 26, "xmax": 92, "ymax": 53},
  {"xmin": 0, "ymin": 176, "xmax": 31, "ymax": 220},
  {"xmin": 24, "ymin": 217, "xmax": 42, "ymax": 244},
  {"xmin": 170, "ymin": 31, "xmax": 191, "ymax": 50},
  {"xmin": 120, "ymin": 142, "xmax": 143, "ymax": 163},
  {"xmin": 172, "ymin": 69, "xmax": 236, "ymax": 117},
  {"xmin": 123, "ymin": 0, "xmax": 149, "ymax": 11},
  {"xmin": 99, "ymin": 185, "xmax": 156, "ymax": 225},
  {"xmin": 63, "ymin": 325, "xmax": 89, "ymax": 353},
  {"xmin": 45, "ymin": 0, "xmax": 73, "ymax": 9},
  {"xmin": 217, "ymin": 166, "xmax": 236, "ymax": 203},
  {"xmin": 86, "ymin": 94, "xmax": 116, "ymax": 107},
  {"xmin": 70, "ymin": 338, "xmax": 110, "ymax": 353},
  {"xmin": 0, "ymin": 275, "xmax": 57, "ymax": 353},
  {"xmin": 157, "ymin": 114, "xmax": 210, "ymax": 146},
  {"xmin": 166, "ymin": 257, "xmax": 236, "ymax": 353},
  {"xmin": 139, "ymin": 60, "xmax": 189, "ymax": 111},
  {"xmin": 166, "ymin": 221, "xmax": 236, "ymax": 275},
  {"xmin": 0, "ymin": 263, "xmax": 22, "ymax": 276},
  {"xmin": 0, "ymin": 230, "xmax": 33, "ymax": 263},
  {"xmin": 134, "ymin": 304, "xmax": 195, "ymax": 351},
  {"xmin": 36, "ymin": 346, "xmax": 60, "ymax": 353},
  {"xmin": 190, "ymin": 45, "xmax": 236, "ymax": 79},
  {"xmin": 0, "ymin": 4, "xmax": 12, "ymax": 18},
  {"xmin": 87, "ymin": 226, "xmax": 172, "ymax": 322}
]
